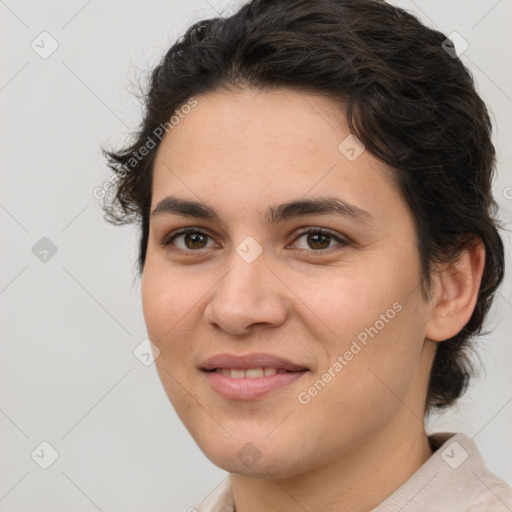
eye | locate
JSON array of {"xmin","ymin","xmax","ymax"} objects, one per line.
[
  {"xmin": 289, "ymin": 228, "xmax": 349, "ymax": 251},
  {"xmin": 162, "ymin": 228, "xmax": 216, "ymax": 251},
  {"xmin": 161, "ymin": 227, "xmax": 349, "ymax": 253}
]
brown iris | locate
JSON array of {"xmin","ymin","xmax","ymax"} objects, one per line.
[
  {"xmin": 306, "ymin": 232, "xmax": 331, "ymax": 250},
  {"xmin": 184, "ymin": 232, "xmax": 208, "ymax": 250}
]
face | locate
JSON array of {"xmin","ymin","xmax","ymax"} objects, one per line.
[{"xmin": 141, "ymin": 88, "xmax": 437, "ymax": 479}]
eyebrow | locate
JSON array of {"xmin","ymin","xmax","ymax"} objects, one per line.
[{"xmin": 150, "ymin": 195, "xmax": 375, "ymax": 228}]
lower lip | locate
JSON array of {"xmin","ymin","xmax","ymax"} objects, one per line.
[{"xmin": 203, "ymin": 370, "xmax": 308, "ymax": 400}]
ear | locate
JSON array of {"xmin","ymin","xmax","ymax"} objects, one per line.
[{"xmin": 425, "ymin": 238, "xmax": 486, "ymax": 342}]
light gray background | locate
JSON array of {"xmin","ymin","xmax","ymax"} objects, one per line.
[{"xmin": 1, "ymin": 0, "xmax": 511, "ymax": 511}]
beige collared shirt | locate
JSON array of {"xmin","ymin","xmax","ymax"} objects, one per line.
[{"xmin": 193, "ymin": 432, "xmax": 512, "ymax": 511}]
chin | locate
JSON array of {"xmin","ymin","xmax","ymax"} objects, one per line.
[
  {"xmin": 193, "ymin": 433, "xmax": 311, "ymax": 479},
  {"xmin": 206, "ymin": 451, "xmax": 301, "ymax": 479}
]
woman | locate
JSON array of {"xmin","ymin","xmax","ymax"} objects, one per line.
[{"xmin": 102, "ymin": 0, "xmax": 512, "ymax": 510}]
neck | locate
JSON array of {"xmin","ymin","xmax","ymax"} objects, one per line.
[{"xmin": 230, "ymin": 417, "xmax": 433, "ymax": 512}]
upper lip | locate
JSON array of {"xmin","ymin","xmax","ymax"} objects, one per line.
[{"xmin": 199, "ymin": 353, "xmax": 309, "ymax": 372}]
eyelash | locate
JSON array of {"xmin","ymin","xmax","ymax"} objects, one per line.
[{"xmin": 161, "ymin": 227, "xmax": 350, "ymax": 254}]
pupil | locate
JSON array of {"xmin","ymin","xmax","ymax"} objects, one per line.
[
  {"xmin": 308, "ymin": 233, "xmax": 330, "ymax": 249},
  {"xmin": 186, "ymin": 232, "xmax": 207, "ymax": 249}
]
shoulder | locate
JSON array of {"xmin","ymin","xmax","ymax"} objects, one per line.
[{"xmin": 372, "ymin": 432, "xmax": 512, "ymax": 511}]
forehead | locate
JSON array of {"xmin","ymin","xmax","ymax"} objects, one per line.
[
  {"xmin": 157, "ymin": 87, "xmax": 346, "ymax": 157},
  {"xmin": 151, "ymin": 88, "xmax": 402, "ymax": 224}
]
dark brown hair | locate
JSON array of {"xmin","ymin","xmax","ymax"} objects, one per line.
[{"xmin": 101, "ymin": 0, "xmax": 505, "ymax": 412}]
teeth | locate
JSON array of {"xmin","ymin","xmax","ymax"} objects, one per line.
[
  {"xmin": 216, "ymin": 367, "xmax": 281, "ymax": 378},
  {"xmin": 246, "ymin": 368, "xmax": 264, "ymax": 378}
]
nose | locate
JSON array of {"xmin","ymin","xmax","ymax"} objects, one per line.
[{"xmin": 203, "ymin": 248, "xmax": 288, "ymax": 336}]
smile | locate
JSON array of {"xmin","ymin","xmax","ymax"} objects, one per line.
[
  {"xmin": 202, "ymin": 370, "xmax": 307, "ymax": 400},
  {"xmin": 199, "ymin": 352, "xmax": 310, "ymax": 400},
  {"xmin": 213, "ymin": 367, "xmax": 290, "ymax": 378}
]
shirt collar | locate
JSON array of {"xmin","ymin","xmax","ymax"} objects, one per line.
[{"xmin": 192, "ymin": 433, "xmax": 511, "ymax": 512}]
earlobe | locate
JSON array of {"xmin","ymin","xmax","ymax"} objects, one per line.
[{"xmin": 425, "ymin": 239, "xmax": 486, "ymax": 343}]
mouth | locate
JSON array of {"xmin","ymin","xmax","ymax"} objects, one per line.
[
  {"xmin": 200, "ymin": 352, "xmax": 309, "ymax": 372},
  {"xmin": 199, "ymin": 353, "xmax": 309, "ymax": 400},
  {"xmin": 210, "ymin": 367, "xmax": 296, "ymax": 378}
]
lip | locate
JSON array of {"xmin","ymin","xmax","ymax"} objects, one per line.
[
  {"xmin": 199, "ymin": 352, "xmax": 309, "ymax": 400},
  {"xmin": 199, "ymin": 352, "xmax": 309, "ymax": 372}
]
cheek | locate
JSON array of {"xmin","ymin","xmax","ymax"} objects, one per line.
[
  {"xmin": 307, "ymin": 297, "xmax": 425, "ymax": 422},
  {"xmin": 142, "ymin": 267, "xmax": 203, "ymax": 414},
  {"xmin": 141, "ymin": 265, "xmax": 196, "ymax": 362},
  {"xmin": 140, "ymin": 258, "xmax": 188, "ymax": 413},
  {"xmin": 289, "ymin": 262, "xmax": 403, "ymax": 346},
  {"xmin": 293, "ymin": 260, "xmax": 424, "ymax": 402}
]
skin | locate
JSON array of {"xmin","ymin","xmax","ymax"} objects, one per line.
[{"xmin": 141, "ymin": 87, "xmax": 485, "ymax": 512}]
